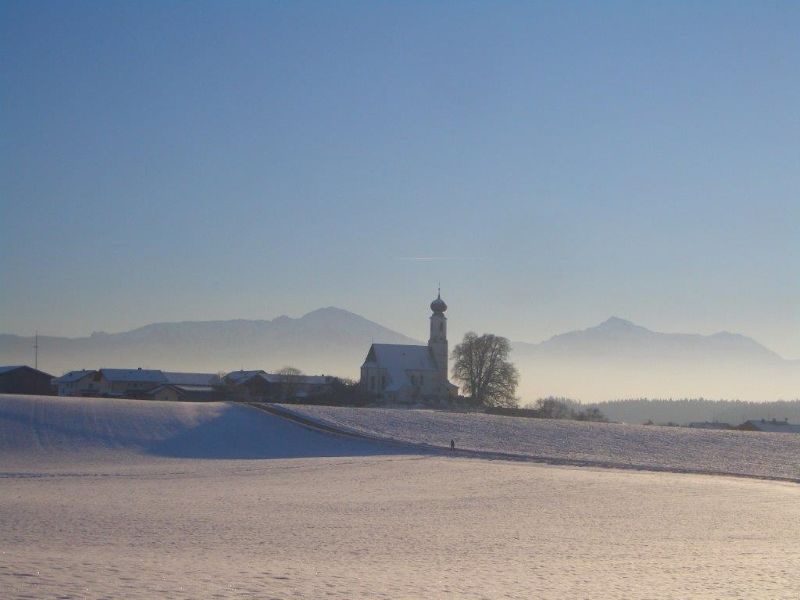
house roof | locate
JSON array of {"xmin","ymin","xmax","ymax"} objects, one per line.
[
  {"xmin": 148, "ymin": 384, "xmax": 217, "ymax": 400},
  {"xmin": 260, "ymin": 373, "xmax": 332, "ymax": 385},
  {"xmin": 224, "ymin": 370, "xmax": 332, "ymax": 386},
  {"xmin": 741, "ymin": 420, "xmax": 800, "ymax": 433},
  {"xmin": 163, "ymin": 372, "xmax": 220, "ymax": 386},
  {"xmin": 362, "ymin": 343, "xmax": 438, "ymax": 392},
  {"xmin": 173, "ymin": 385, "xmax": 215, "ymax": 392},
  {"xmin": 52, "ymin": 369, "xmax": 97, "ymax": 383},
  {"xmin": 99, "ymin": 368, "xmax": 167, "ymax": 383},
  {"xmin": 0, "ymin": 365, "xmax": 53, "ymax": 377},
  {"xmin": 150, "ymin": 383, "xmax": 216, "ymax": 393},
  {"xmin": 224, "ymin": 370, "xmax": 268, "ymax": 384}
]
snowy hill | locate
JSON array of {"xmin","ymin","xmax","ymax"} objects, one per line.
[
  {"xmin": 276, "ymin": 404, "xmax": 800, "ymax": 482},
  {"xmin": 3, "ymin": 394, "xmax": 798, "ymax": 482},
  {"xmin": 0, "ymin": 394, "xmax": 404, "ymax": 471}
]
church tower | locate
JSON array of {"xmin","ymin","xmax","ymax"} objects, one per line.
[{"xmin": 428, "ymin": 290, "xmax": 448, "ymax": 385}]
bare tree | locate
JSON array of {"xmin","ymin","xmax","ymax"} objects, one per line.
[
  {"xmin": 276, "ymin": 366, "xmax": 304, "ymax": 400},
  {"xmin": 532, "ymin": 397, "xmax": 576, "ymax": 419},
  {"xmin": 451, "ymin": 332, "xmax": 519, "ymax": 407}
]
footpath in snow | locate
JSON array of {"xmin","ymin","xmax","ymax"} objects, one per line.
[{"xmin": 273, "ymin": 404, "xmax": 800, "ymax": 482}]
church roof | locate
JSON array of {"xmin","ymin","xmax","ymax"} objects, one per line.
[
  {"xmin": 430, "ymin": 292, "xmax": 447, "ymax": 313},
  {"xmin": 363, "ymin": 343, "xmax": 438, "ymax": 392}
]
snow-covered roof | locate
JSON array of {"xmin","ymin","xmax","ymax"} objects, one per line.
[
  {"xmin": 163, "ymin": 372, "xmax": 220, "ymax": 386},
  {"xmin": 363, "ymin": 344, "xmax": 438, "ymax": 391},
  {"xmin": 0, "ymin": 366, "xmax": 26, "ymax": 375},
  {"xmin": 53, "ymin": 369, "xmax": 97, "ymax": 383},
  {"xmin": 150, "ymin": 384, "xmax": 216, "ymax": 394},
  {"xmin": 99, "ymin": 369, "xmax": 167, "ymax": 383},
  {"xmin": 224, "ymin": 370, "xmax": 268, "ymax": 384},
  {"xmin": 174, "ymin": 385, "xmax": 215, "ymax": 392},
  {"xmin": 741, "ymin": 420, "xmax": 800, "ymax": 434},
  {"xmin": 224, "ymin": 370, "xmax": 332, "ymax": 386},
  {"xmin": 261, "ymin": 373, "xmax": 332, "ymax": 385}
]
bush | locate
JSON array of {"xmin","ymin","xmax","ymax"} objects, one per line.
[{"xmin": 486, "ymin": 397, "xmax": 608, "ymax": 422}]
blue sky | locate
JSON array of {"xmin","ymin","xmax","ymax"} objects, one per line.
[{"xmin": 1, "ymin": 1, "xmax": 798, "ymax": 357}]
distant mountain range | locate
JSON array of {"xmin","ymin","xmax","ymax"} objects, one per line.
[
  {"xmin": 0, "ymin": 308, "xmax": 417, "ymax": 380},
  {"xmin": 512, "ymin": 316, "xmax": 786, "ymax": 364},
  {"xmin": 1, "ymin": 310, "xmax": 797, "ymax": 402},
  {"xmin": 510, "ymin": 317, "xmax": 798, "ymax": 402}
]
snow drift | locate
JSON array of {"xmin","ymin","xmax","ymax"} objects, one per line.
[{"xmin": 0, "ymin": 394, "xmax": 406, "ymax": 469}]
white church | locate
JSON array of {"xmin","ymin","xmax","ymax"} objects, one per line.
[{"xmin": 360, "ymin": 292, "xmax": 459, "ymax": 404}]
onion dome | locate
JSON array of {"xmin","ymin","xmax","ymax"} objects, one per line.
[{"xmin": 430, "ymin": 292, "xmax": 447, "ymax": 313}]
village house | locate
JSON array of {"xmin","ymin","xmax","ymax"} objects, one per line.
[
  {"xmin": 94, "ymin": 368, "xmax": 167, "ymax": 397},
  {"xmin": 359, "ymin": 292, "xmax": 458, "ymax": 405},
  {"xmin": 146, "ymin": 384, "xmax": 218, "ymax": 402},
  {"xmin": 52, "ymin": 369, "xmax": 100, "ymax": 396},
  {"xmin": 52, "ymin": 369, "xmax": 221, "ymax": 399},
  {"xmin": 50, "ymin": 365, "xmax": 334, "ymax": 402},
  {"xmin": 223, "ymin": 370, "xmax": 335, "ymax": 402},
  {"xmin": 146, "ymin": 372, "xmax": 222, "ymax": 402}
]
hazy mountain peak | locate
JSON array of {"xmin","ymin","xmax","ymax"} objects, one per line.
[
  {"xmin": 301, "ymin": 307, "xmax": 361, "ymax": 319},
  {"xmin": 517, "ymin": 316, "xmax": 785, "ymax": 366},
  {"xmin": 594, "ymin": 317, "xmax": 643, "ymax": 331}
]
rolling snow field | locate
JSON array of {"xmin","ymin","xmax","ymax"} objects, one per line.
[
  {"xmin": 277, "ymin": 404, "xmax": 800, "ymax": 481},
  {"xmin": 1, "ymin": 395, "xmax": 799, "ymax": 599}
]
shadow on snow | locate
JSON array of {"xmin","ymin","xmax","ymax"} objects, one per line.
[{"xmin": 147, "ymin": 404, "xmax": 413, "ymax": 459}]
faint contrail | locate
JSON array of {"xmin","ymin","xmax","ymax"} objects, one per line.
[{"xmin": 396, "ymin": 256, "xmax": 484, "ymax": 261}]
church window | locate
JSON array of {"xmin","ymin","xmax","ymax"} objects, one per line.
[
  {"xmin": 440, "ymin": 322, "xmax": 444, "ymax": 332},
  {"xmin": 420, "ymin": 375, "xmax": 424, "ymax": 385},
  {"xmin": 370, "ymin": 376, "xmax": 375, "ymax": 390},
  {"xmin": 381, "ymin": 376, "xmax": 386, "ymax": 389}
]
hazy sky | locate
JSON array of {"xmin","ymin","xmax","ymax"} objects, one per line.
[{"xmin": 2, "ymin": 1, "xmax": 798, "ymax": 357}]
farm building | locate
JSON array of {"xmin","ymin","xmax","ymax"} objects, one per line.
[
  {"xmin": 223, "ymin": 370, "xmax": 335, "ymax": 402},
  {"xmin": 146, "ymin": 384, "xmax": 218, "ymax": 402},
  {"xmin": 0, "ymin": 365, "xmax": 55, "ymax": 395},
  {"xmin": 738, "ymin": 419, "xmax": 800, "ymax": 434},
  {"xmin": 52, "ymin": 370, "xmax": 99, "ymax": 396}
]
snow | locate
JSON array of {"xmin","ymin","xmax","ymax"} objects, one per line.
[
  {"xmin": 1, "ymin": 394, "xmax": 799, "ymax": 599},
  {"xmin": 99, "ymin": 368, "xmax": 166, "ymax": 382},
  {"xmin": 275, "ymin": 405, "xmax": 800, "ymax": 481},
  {"xmin": 0, "ymin": 394, "xmax": 405, "ymax": 470},
  {"xmin": 162, "ymin": 371, "xmax": 220, "ymax": 386},
  {"xmin": 52, "ymin": 369, "xmax": 95, "ymax": 383},
  {"xmin": 741, "ymin": 419, "xmax": 800, "ymax": 433}
]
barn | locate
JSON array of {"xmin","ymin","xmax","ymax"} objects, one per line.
[{"xmin": 0, "ymin": 365, "xmax": 55, "ymax": 395}]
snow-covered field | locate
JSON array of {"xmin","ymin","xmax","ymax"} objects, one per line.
[
  {"xmin": 277, "ymin": 404, "xmax": 800, "ymax": 481},
  {"xmin": 0, "ymin": 394, "xmax": 404, "ymax": 472},
  {"xmin": 2, "ymin": 395, "xmax": 799, "ymax": 599}
]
